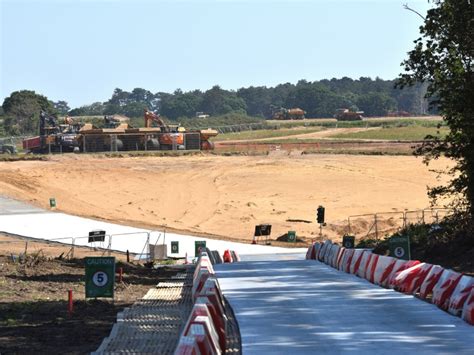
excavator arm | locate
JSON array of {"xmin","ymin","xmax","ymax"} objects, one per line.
[{"xmin": 144, "ymin": 109, "xmax": 168, "ymax": 131}]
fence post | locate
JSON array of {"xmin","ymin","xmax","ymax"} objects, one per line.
[
  {"xmin": 374, "ymin": 214, "xmax": 379, "ymax": 240},
  {"xmin": 108, "ymin": 235, "xmax": 112, "ymax": 256}
]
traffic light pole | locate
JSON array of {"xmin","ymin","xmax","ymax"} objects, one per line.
[{"xmin": 319, "ymin": 223, "xmax": 323, "ymax": 238}]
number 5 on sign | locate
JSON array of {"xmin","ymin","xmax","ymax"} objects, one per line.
[{"xmin": 85, "ymin": 257, "xmax": 115, "ymax": 298}]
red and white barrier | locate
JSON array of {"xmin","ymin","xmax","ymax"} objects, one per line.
[
  {"xmin": 174, "ymin": 335, "xmax": 202, "ymax": 355},
  {"xmin": 391, "ymin": 263, "xmax": 427, "ymax": 294},
  {"xmin": 324, "ymin": 244, "xmax": 337, "ymax": 265},
  {"xmin": 364, "ymin": 253, "xmax": 379, "ymax": 283},
  {"xmin": 305, "ymin": 244, "xmax": 313, "ymax": 260},
  {"xmin": 447, "ymin": 275, "xmax": 474, "ymax": 316},
  {"xmin": 432, "ymin": 270, "xmax": 463, "ymax": 310},
  {"xmin": 349, "ymin": 249, "xmax": 365, "ymax": 275},
  {"xmin": 386, "ymin": 260, "xmax": 420, "ymax": 289},
  {"xmin": 373, "ymin": 255, "xmax": 396, "ymax": 286},
  {"xmin": 355, "ymin": 250, "xmax": 372, "ymax": 278},
  {"xmin": 318, "ymin": 240, "xmax": 332, "ymax": 262},
  {"xmin": 330, "ymin": 245, "xmax": 342, "ymax": 268},
  {"xmin": 339, "ymin": 248, "xmax": 355, "ymax": 273},
  {"xmin": 419, "ymin": 265, "xmax": 445, "ymax": 299},
  {"xmin": 462, "ymin": 286, "xmax": 474, "ymax": 325},
  {"xmin": 335, "ymin": 247, "xmax": 346, "ymax": 269},
  {"xmin": 195, "ymin": 296, "xmax": 227, "ymax": 351}
]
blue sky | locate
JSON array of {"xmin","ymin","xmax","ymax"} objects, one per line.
[{"xmin": 1, "ymin": 0, "xmax": 432, "ymax": 108}]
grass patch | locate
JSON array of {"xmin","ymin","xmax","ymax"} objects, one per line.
[
  {"xmin": 328, "ymin": 125, "xmax": 449, "ymax": 141},
  {"xmin": 0, "ymin": 154, "xmax": 49, "ymax": 162},
  {"xmin": 213, "ymin": 127, "xmax": 322, "ymax": 141}
]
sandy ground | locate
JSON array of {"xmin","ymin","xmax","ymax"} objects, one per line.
[{"xmin": 0, "ymin": 154, "xmax": 451, "ymax": 243}]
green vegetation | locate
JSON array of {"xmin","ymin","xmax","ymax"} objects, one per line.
[
  {"xmin": 213, "ymin": 127, "xmax": 322, "ymax": 141},
  {"xmin": 329, "ymin": 126, "xmax": 449, "ymax": 141},
  {"xmin": 398, "ymin": 0, "xmax": 474, "ymax": 216}
]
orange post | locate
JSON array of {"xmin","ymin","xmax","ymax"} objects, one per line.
[{"xmin": 68, "ymin": 289, "xmax": 73, "ymax": 315}]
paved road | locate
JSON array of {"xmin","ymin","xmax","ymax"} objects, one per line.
[{"xmin": 215, "ymin": 256, "xmax": 474, "ymax": 354}]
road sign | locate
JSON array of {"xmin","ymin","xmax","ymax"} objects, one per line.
[
  {"xmin": 195, "ymin": 241, "xmax": 206, "ymax": 257},
  {"xmin": 49, "ymin": 198, "xmax": 56, "ymax": 208},
  {"xmin": 85, "ymin": 257, "xmax": 115, "ymax": 298},
  {"xmin": 389, "ymin": 236, "xmax": 411, "ymax": 260},
  {"xmin": 287, "ymin": 231, "xmax": 296, "ymax": 242},
  {"xmin": 88, "ymin": 230, "xmax": 106, "ymax": 243},
  {"xmin": 342, "ymin": 235, "xmax": 355, "ymax": 249},
  {"xmin": 171, "ymin": 241, "xmax": 179, "ymax": 254},
  {"xmin": 255, "ymin": 224, "xmax": 272, "ymax": 236}
]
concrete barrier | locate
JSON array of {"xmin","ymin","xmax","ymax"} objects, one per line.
[
  {"xmin": 195, "ymin": 296, "xmax": 227, "ymax": 351},
  {"xmin": 432, "ymin": 270, "xmax": 463, "ymax": 310},
  {"xmin": 339, "ymin": 248, "xmax": 355, "ymax": 273},
  {"xmin": 365, "ymin": 254, "xmax": 379, "ymax": 283},
  {"xmin": 335, "ymin": 247, "xmax": 346, "ymax": 269},
  {"xmin": 355, "ymin": 250, "xmax": 372, "ymax": 278},
  {"xmin": 386, "ymin": 260, "xmax": 420, "ymax": 289},
  {"xmin": 329, "ymin": 245, "xmax": 341, "ymax": 268},
  {"xmin": 349, "ymin": 249, "xmax": 365, "ymax": 275},
  {"xmin": 373, "ymin": 255, "xmax": 396, "ymax": 286},
  {"xmin": 318, "ymin": 240, "xmax": 332, "ymax": 262},
  {"xmin": 448, "ymin": 275, "xmax": 474, "ymax": 316},
  {"xmin": 174, "ymin": 335, "xmax": 201, "ymax": 355}
]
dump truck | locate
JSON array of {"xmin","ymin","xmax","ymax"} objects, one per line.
[
  {"xmin": 272, "ymin": 107, "xmax": 306, "ymax": 120},
  {"xmin": 334, "ymin": 108, "xmax": 364, "ymax": 121}
]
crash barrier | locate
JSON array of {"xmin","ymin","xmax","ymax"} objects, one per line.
[
  {"xmin": 176, "ymin": 249, "xmax": 240, "ymax": 354},
  {"xmin": 305, "ymin": 241, "xmax": 474, "ymax": 326}
]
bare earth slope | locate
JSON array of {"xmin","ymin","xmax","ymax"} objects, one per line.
[{"xmin": 0, "ymin": 154, "xmax": 451, "ymax": 242}]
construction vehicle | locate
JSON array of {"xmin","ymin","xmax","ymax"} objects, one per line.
[
  {"xmin": 0, "ymin": 138, "xmax": 17, "ymax": 154},
  {"xmin": 334, "ymin": 108, "xmax": 364, "ymax": 121},
  {"xmin": 272, "ymin": 107, "xmax": 306, "ymax": 120},
  {"xmin": 22, "ymin": 111, "xmax": 81, "ymax": 153}
]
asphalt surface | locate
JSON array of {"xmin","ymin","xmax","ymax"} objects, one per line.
[{"xmin": 215, "ymin": 256, "xmax": 474, "ymax": 355}]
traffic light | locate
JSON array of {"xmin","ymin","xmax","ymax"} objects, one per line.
[{"xmin": 317, "ymin": 206, "xmax": 325, "ymax": 224}]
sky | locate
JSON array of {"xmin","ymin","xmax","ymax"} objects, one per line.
[{"xmin": 0, "ymin": 0, "xmax": 432, "ymax": 108}]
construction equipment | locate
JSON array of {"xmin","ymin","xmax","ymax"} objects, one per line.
[
  {"xmin": 22, "ymin": 111, "xmax": 81, "ymax": 153},
  {"xmin": 272, "ymin": 107, "xmax": 306, "ymax": 120},
  {"xmin": 334, "ymin": 108, "xmax": 364, "ymax": 121},
  {"xmin": 0, "ymin": 138, "xmax": 17, "ymax": 154},
  {"xmin": 23, "ymin": 110, "xmax": 218, "ymax": 153}
]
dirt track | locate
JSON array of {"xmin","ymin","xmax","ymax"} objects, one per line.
[{"xmin": 0, "ymin": 153, "xmax": 452, "ymax": 242}]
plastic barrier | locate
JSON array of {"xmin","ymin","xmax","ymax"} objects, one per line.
[
  {"xmin": 365, "ymin": 254, "xmax": 379, "ymax": 283},
  {"xmin": 184, "ymin": 315, "xmax": 221, "ymax": 355},
  {"xmin": 447, "ymin": 275, "xmax": 474, "ymax": 316},
  {"xmin": 462, "ymin": 286, "xmax": 474, "ymax": 325},
  {"xmin": 174, "ymin": 335, "xmax": 201, "ymax": 355},
  {"xmin": 432, "ymin": 270, "xmax": 463, "ymax": 310},
  {"xmin": 305, "ymin": 244, "xmax": 313, "ymax": 260},
  {"xmin": 339, "ymin": 248, "xmax": 355, "ymax": 273},
  {"xmin": 223, "ymin": 250, "xmax": 232, "ymax": 263},
  {"xmin": 373, "ymin": 255, "xmax": 396, "ymax": 286},
  {"xmin": 390, "ymin": 263, "xmax": 425, "ymax": 292},
  {"xmin": 318, "ymin": 240, "xmax": 332, "ymax": 262},
  {"xmin": 386, "ymin": 260, "xmax": 420, "ymax": 289},
  {"xmin": 330, "ymin": 245, "xmax": 341, "ymax": 268},
  {"xmin": 419, "ymin": 265, "xmax": 445, "ymax": 299},
  {"xmin": 335, "ymin": 247, "xmax": 346, "ymax": 270},
  {"xmin": 349, "ymin": 249, "xmax": 365, "ymax": 275},
  {"xmin": 355, "ymin": 251, "xmax": 372, "ymax": 278},
  {"xmin": 323, "ymin": 244, "xmax": 335, "ymax": 264},
  {"xmin": 192, "ymin": 269, "xmax": 213, "ymax": 300},
  {"xmin": 195, "ymin": 296, "xmax": 227, "ymax": 351}
]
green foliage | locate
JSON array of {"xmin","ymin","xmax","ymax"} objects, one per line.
[
  {"xmin": 329, "ymin": 125, "xmax": 449, "ymax": 141},
  {"xmin": 2, "ymin": 90, "xmax": 56, "ymax": 135},
  {"xmin": 176, "ymin": 113, "xmax": 263, "ymax": 129},
  {"xmin": 398, "ymin": 0, "xmax": 474, "ymax": 215},
  {"xmin": 356, "ymin": 92, "xmax": 397, "ymax": 116}
]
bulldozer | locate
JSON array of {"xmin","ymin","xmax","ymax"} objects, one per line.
[{"xmin": 272, "ymin": 107, "xmax": 306, "ymax": 120}]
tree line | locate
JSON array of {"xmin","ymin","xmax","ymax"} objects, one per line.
[{"xmin": 1, "ymin": 77, "xmax": 431, "ymax": 136}]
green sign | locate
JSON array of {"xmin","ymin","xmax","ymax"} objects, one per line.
[
  {"xmin": 85, "ymin": 257, "xmax": 115, "ymax": 298},
  {"xmin": 171, "ymin": 241, "xmax": 179, "ymax": 254},
  {"xmin": 389, "ymin": 236, "xmax": 411, "ymax": 260},
  {"xmin": 342, "ymin": 235, "xmax": 355, "ymax": 249},
  {"xmin": 195, "ymin": 241, "xmax": 206, "ymax": 257},
  {"xmin": 49, "ymin": 198, "xmax": 56, "ymax": 208},
  {"xmin": 287, "ymin": 231, "xmax": 296, "ymax": 242}
]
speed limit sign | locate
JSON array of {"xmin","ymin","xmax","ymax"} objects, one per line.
[{"xmin": 85, "ymin": 257, "xmax": 115, "ymax": 298}]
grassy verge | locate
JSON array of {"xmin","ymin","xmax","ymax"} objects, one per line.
[
  {"xmin": 328, "ymin": 126, "xmax": 449, "ymax": 141},
  {"xmin": 213, "ymin": 127, "xmax": 322, "ymax": 141}
]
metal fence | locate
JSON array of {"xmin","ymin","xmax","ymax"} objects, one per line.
[{"xmin": 346, "ymin": 208, "xmax": 453, "ymax": 240}]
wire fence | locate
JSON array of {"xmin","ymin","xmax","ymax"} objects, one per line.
[{"xmin": 346, "ymin": 208, "xmax": 453, "ymax": 241}]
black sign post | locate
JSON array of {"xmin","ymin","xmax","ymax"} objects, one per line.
[{"xmin": 342, "ymin": 235, "xmax": 355, "ymax": 249}]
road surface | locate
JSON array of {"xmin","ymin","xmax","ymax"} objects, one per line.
[{"xmin": 215, "ymin": 255, "xmax": 474, "ymax": 354}]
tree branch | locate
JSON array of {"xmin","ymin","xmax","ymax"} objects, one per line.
[{"xmin": 403, "ymin": 3, "xmax": 426, "ymax": 20}]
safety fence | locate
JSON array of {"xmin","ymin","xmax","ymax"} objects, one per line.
[
  {"xmin": 346, "ymin": 208, "xmax": 453, "ymax": 240},
  {"xmin": 305, "ymin": 241, "xmax": 474, "ymax": 326}
]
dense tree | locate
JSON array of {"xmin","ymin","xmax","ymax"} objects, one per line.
[
  {"xmin": 2, "ymin": 90, "xmax": 56, "ymax": 135},
  {"xmin": 200, "ymin": 85, "xmax": 247, "ymax": 116},
  {"xmin": 69, "ymin": 102, "xmax": 106, "ymax": 116},
  {"xmin": 356, "ymin": 92, "xmax": 397, "ymax": 117},
  {"xmin": 53, "ymin": 100, "xmax": 70, "ymax": 115},
  {"xmin": 398, "ymin": 0, "xmax": 474, "ymax": 214}
]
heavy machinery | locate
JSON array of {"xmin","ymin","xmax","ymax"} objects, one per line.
[
  {"xmin": 22, "ymin": 111, "xmax": 81, "ymax": 153},
  {"xmin": 23, "ymin": 110, "xmax": 218, "ymax": 153},
  {"xmin": 272, "ymin": 107, "xmax": 306, "ymax": 120},
  {"xmin": 334, "ymin": 108, "xmax": 364, "ymax": 121},
  {"xmin": 0, "ymin": 138, "xmax": 17, "ymax": 154}
]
